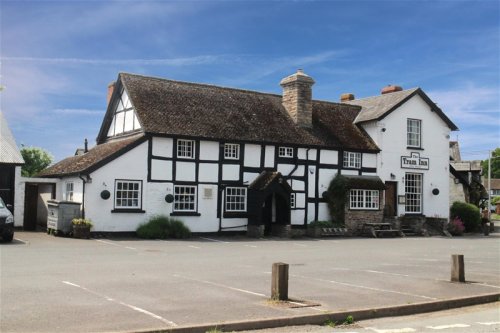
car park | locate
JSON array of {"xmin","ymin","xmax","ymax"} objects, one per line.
[{"xmin": 0, "ymin": 197, "xmax": 14, "ymax": 242}]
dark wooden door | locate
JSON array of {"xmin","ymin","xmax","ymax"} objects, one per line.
[
  {"xmin": 24, "ymin": 184, "xmax": 38, "ymax": 230},
  {"xmin": 384, "ymin": 181, "xmax": 397, "ymax": 217}
]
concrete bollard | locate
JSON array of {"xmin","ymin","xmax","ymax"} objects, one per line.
[
  {"xmin": 451, "ymin": 254, "xmax": 465, "ymax": 282},
  {"xmin": 271, "ymin": 262, "xmax": 289, "ymax": 300}
]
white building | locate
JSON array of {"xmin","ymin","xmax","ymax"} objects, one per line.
[
  {"xmin": 345, "ymin": 86, "xmax": 458, "ymax": 232},
  {"xmin": 38, "ymin": 71, "xmax": 457, "ymax": 236},
  {"xmin": 38, "ymin": 70, "xmax": 383, "ymax": 235}
]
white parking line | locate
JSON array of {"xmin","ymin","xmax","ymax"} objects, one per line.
[
  {"xmin": 477, "ymin": 322, "xmax": 500, "ymax": 325},
  {"xmin": 244, "ymin": 244, "xmax": 258, "ymax": 248},
  {"xmin": 94, "ymin": 239, "xmax": 120, "ymax": 247},
  {"xmin": 14, "ymin": 238, "xmax": 27, "ymax": 244},
  {"xmin": 188, "ymin": 245, "xmax": 201, "ymax": 249},
  {"xmin": 293, "ymin": 243, "xmax": 307, "ymax": 247},
  {"xmin": 293, "ymin": 274, "xmax": 437, "ymax": 300},
  {"xmin": 365, "ymin": 327, "xmax": 416, "ymax": 333},
  {"xmin": 62, "ymin": 281, "xmax": 176, "ymax": 326},
  {"xmin": 426, "ymin": 324, "xmax": 470, "ymax": 330},
  {"xmin": 173, "ymin": 274, "xmax": 266, "ymax": 298},
  {"xmin": 199, "ymin": 237, "xmax": 229, "ymax": 243},
  {"xmin": 94, "ymin": 239, "xmax": 136, "ymax": 250}
]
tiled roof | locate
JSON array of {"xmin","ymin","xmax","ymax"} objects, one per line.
[
  {"xmin": 111, "ymin": 73, "xmax": 378, "ymax": 151},
  {"xmin": 38, "ymin": 135, "xmax": 145, "ymax": 177},
  {"xmin": 484, "ymin": 179, "xmax": 500, "ymax": 191},
  {"xmin": 248, "ymin": 171, "xmax": 292, "ymax": 192},
  {"xmin": 346, "ymin": 88, "xmax": 458, "ymax": 130},
  {"xmin": 0, "ymin": 112, "xmax": 24, "ymax": 165}
]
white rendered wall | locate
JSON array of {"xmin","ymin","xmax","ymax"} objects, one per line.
[
  {"xmin": 360, "ymin": 94, "xmax": 452, "ymax": 218},
  {"xmin": 244, "ymin": 144, "xmax": 260, "ymax": 167},
  {"xmin": 152, "ymin": 137, "xmax": 173, "ymax": 158},
  {"xmin": 200, "ymin": 141, "xmax": 219, "ymax": 161}
]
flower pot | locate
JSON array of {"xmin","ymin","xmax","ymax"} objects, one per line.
[{"xmin": 73, "ymin": 225, "xmax": 91, "ymax": 239}]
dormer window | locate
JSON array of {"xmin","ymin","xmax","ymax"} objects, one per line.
[
  {"xmin": 407, "ymin": 119, "xmax": 421, "ymax": 148},
  {"xmin": 107, "ymin": 87, "xmax": 141, "ymax": 137},
  {"xmin": 279, "ymin": 147, "xmax": 294, "ymax": 158}
]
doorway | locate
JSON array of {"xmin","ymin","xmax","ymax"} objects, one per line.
[
  {"xmin": 262, "ymin": 193, "xmax": 290, "ymax": 235},
  {"xmin": 384, "ymin": 181, "xmax": 397, "ymax": 217}
]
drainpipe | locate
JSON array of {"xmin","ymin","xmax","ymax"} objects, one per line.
[{"xmin": 78, "ymin": 174, "xmax": 88, "ymax": 219}]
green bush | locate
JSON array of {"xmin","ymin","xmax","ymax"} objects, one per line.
[
  {"xmin": 136, "ymin": 215, "xmax": 191, "ymax": 239},
  {"xmin": 450, "ymin": 201, "xmax": 481, "ymax": 232},
  {"xmin": 308, "ymin": 220, "xmax": 333, "ymax": 228}
]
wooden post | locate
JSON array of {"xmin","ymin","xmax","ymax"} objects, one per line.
[
  {"xmin": 451, "ymin": 254, "xmax": 465, "ymax": 282},
  {"xmin": 271, "ymin": 262, "xmax": 289, "ymax": 300}
]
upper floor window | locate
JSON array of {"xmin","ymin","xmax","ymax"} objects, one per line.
[
  {"xmin": 65, "ymin": 182, "xmax": 74, "ymax": 201},
  {"xmin": 224, "ymin": 143, "xmax": 240, "ymax": 160},
  {"xmin": 407, "ymin": 119, "xmax": 421, "ymax": 148},
  {"xmin": 225, "ymin": 187, "xmax": 247, "ymax": 212},
  {"xmin": 115, "ymin": 180, "xmax": 142, "ymax": 209},
  {"xmin": 349, "ymin": 189, "xmax": 379, "ymax": 210},
  {"xmin": 279, "ymin": 147, "xmax": 294, "ymax": 158},
  {"xmin": 343, "ymin": 151, "xmax": 361, "ymax": 169},
  {"xmin": 177, "ymin": 139, "xmax": 195, "ymax": 159},
  {"xmin": 174, "ymin": 185, "xmax": 197, "ymax": 212}
]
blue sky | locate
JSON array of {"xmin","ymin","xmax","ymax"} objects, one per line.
[{"xmin": 1, "ymin": 0, "xmax": 498, "ymax": 162}]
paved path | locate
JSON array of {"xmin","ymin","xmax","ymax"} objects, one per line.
[{"xmin": 1, "ymin": 232, "xmax": 499, "ymax": 332}]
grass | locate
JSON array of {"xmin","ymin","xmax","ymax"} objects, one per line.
[
  {"xmin": 491, "ymin": 213, "xmax": 500, "ymax": 220},
  {"xmin": 136, "ymin": 215, "xmax": 191, "ymax": 239}
]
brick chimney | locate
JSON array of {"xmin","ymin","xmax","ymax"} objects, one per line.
[
  {"xmin": 107, "ymin": 81, "xmax": 116, "ymax": 106},
  {"xmin": 340, "ymin": 93, "xmax": 355, "ymax": 102},
  {"xmin": 280, "ymin": 69, "xmax": 315, "ymax": 128},
  {"xmin": 381, "ymin": 85, "xmax": 403, "ymax": 95}
]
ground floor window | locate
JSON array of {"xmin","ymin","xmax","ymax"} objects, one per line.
[
  {"xmin": 405, "ymin": 173, "xmax": 422, "ymax": 213},
  {"xmin": 115, "ymin": 180, "xmax": 141, "ymax": 209},
  {"xmin": 65, "ymin": 182, "xmax": 74, "ymax": 201},
  {"xmin": 349, "ymin": 189, "xmax": 379, "ymax": 210},
  {"xmin": 174, "ymin": 185, "xmax": 197, "ymax": 212},
  {"xmin": 225, "ymin": 187, "xmax": 247, "ymax": 212}
]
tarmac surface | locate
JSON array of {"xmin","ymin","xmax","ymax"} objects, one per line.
[{"xmin": 1, "ymin": 230, "xmax": 499, "ymax": 333}]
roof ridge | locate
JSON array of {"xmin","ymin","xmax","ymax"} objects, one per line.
[
  {"xmin": 349, "ymin": 87, "xmax": 419, "ymax": 102},
  {"xmin": 120, "ymin": 72, "xmax": 283, "ymax": 99}
]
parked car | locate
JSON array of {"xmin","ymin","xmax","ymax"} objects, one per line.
[{"xmin": 0, "ymin": 197, "xmax": 14, "ymax": 242}]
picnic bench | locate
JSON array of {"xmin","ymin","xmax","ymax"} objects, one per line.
[{"xmin": 362, "ymin": 222, "xmax": 402, "ymax": 238}]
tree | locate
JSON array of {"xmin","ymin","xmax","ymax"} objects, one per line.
[
  {"xmin": 20, "ymin": 146, "xmax": 53, "ymax": 177},
  {"xmin": 481, "ymin": 148, "xmax": 500, "ymax": 179}
]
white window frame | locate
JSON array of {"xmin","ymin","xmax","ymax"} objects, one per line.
[
  {"xmin": 115, "ymin": 180, "xmax": 142, "ymax": 209},
  {"xmin": 279, "ymin": 147, "xmax": 294, "ymax": 158},
  {"xmin": 349, "ymin": 189, "xmax": 379, "ymax": 210},
  {"xmin": 407, "ymin": 119, "xmax": 421, "ymax": 148},
  {"xmin": 173, "ymin": 185, "xmax": 197, "ymax": 212},
  {"xmin": 225, "ymin": 187, "xmax": 247, "ymax": 212},
  {"xmin": 405, "ymin": 173, "xmax": 422, "ymax": 213},
  {"xmin": 177, "ymin": 139, "xmax": 195, "ymax": 159},
  {"xmin": 224, "ymin": 143, "xmax": 240, "ymax": 160},
  {"xmin": 65, "ymin": 182, "xmax": 74, "ymax": 201},
  {"xmin": 343, "ymin": 151, "xmax": 361, "ymax": 169}
]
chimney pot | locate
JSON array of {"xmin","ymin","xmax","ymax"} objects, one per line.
[
  {"xmin": 381, "ymin": 85, "xmax": 403, "ymax": 94},
  {"xmin": 340, "ymin": 93, "xmax": 355, "ymax": 102},
  {"xmin": 84, "ymin": 138, "xmax": 88, "ymax": 153}
]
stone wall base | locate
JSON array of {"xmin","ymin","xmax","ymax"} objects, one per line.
[
  {"xmin": 247, "ymin": 225, "xmax": 265, "ymax": 238},
  {"xmin": 272, "ymin": 224, "xmax": 292, "ymax": 238}
]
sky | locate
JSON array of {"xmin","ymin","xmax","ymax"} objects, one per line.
[{"xmin": 0, "ymin": 0, "xmax": 499, "ymax": 162}]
